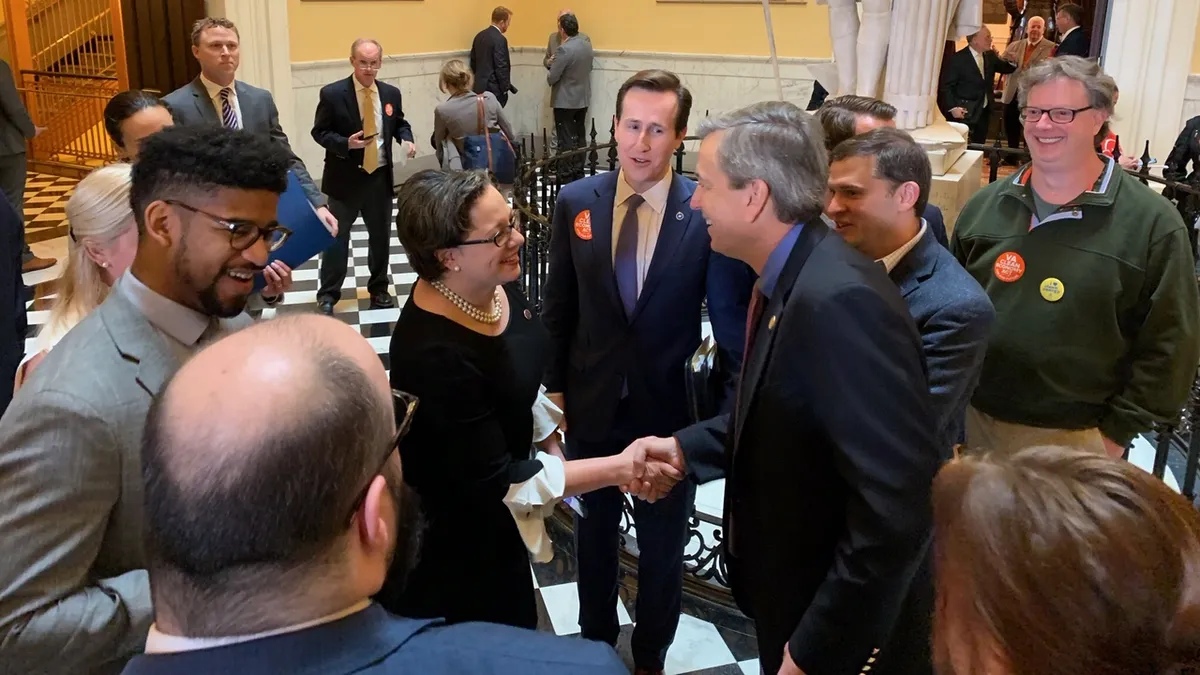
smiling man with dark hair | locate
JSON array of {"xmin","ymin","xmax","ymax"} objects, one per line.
[{"xmin": 0, "ymin": 125, "xmax": 288, "ymax": 675}]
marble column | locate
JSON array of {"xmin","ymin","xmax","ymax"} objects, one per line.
[
  {"xmin": 205, "ymin": 0, "xmax": 298, "ymax": 142},
  {"xmin": 1102, "ymin": 0, "xmax": 1200, "ymax": 165}
]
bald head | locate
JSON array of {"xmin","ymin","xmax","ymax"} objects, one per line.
[
  {"xmin": 165, "ymin": 314, "xmax": 388, "ymax": 450},
  {"xmin": 142, "ymin": 314, "xmax": 398, "ymax": 634}
]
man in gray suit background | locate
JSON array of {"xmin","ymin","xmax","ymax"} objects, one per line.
[
  {"xmin": 0, "ymin": 125, "xmax": 289, "ymax": 675},
  {"xmin": 0, "ymin": 59, "xmax": 54, "ymax": 272},
  {"xmin": 547, "ymin": 12, "xmax": 593, "ymax": 184},
  {"xmin": 163, "ymin": 17, "xmax": 338, "ymax": 236}
]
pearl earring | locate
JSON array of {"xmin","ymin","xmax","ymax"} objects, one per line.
[
  {"xmin": 453, "ymin": 265, "xmax": 461, "ymax": 272},
  {"xmin": 100, "ymin": 262, "xmax": 110, "ymax": 268}
]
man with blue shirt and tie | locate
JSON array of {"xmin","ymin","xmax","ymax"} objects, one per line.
[{"xmin": 541, "ymin": 69, "xmax": 753, "ymax": 675}]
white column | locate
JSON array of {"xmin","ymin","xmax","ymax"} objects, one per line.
[
  {"xmin": 1102, "ymin": 0, "xmax": 1200, "ymax": 164},
  {"xmin": 206, "ymin": 0, "xmax": 297, "ymax": 142}
]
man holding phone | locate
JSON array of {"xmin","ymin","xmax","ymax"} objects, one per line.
[{"xmin": 312, "ymin": 37, "xmax": 416, "ymax": 315}]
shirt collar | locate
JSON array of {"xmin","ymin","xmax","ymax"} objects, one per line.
[
  {"xmin": 355, "ymin": 77, "xmax": 377, "ymax": 94},
  {"xmin": 615, "ymin": 168, "xmax": 672, "ymax": 214},
  {"xmin": 877, "ymin": 220, "xmax": 927, "ymax": 273},
  {"xmin": 760, "ymin": 223, "xmax": 804, "ymax": 299},
  {"xmin": 200, "ymin": 73, "xmax": 236, "ymax": 99},
  {"xmin": 117, "ymin": 270, "xmax": 211, "ymax": 346},
  {"xmin": 1061, "ymin": 25, "xmax": 1079, "ymax": 38},
  {"xmin": 968, "ymin": 45, "xmax": 983, "ymax": 59},
  {"xmin": 145, "ymin": 600, "xmax": 371, "ymax": 654}
]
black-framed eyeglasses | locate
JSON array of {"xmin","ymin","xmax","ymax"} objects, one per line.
[
  {"xmin": 1020, "ymin": 106, "xmax": 1093, "ymax": 124},
  {"xmin": 345, "ymin": 389, "xmax": 420, "ymax": 524},
  {"xmin": 459, "ymin": 211, "xmax": 524, "ymax": 248},
  {"xmin": 164, "ymin": 199, "xmax": 293, "ymax": 252}
]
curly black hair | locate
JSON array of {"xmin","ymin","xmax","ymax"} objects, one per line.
[{"xmin": 130, "ymin": 125, "xmax": 290, "ymax": 233}]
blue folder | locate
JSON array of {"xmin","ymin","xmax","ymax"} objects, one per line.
[{"xmin": 254, "ymin": 171, "xmax": 337, "ymax": 291}]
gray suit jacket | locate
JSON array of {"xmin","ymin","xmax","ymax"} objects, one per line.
[
  {"xmin": 547, "ymin": 35, "xmax": 594, "ymax": 110},
  {"xmin": 0, "ymin": 286, "xmax": 251, "ymax": 675},
  {"xmin": 544, "ymin": 30, "xmax": 590, "ymax": 69},
  {"xmin": 1000, "ymin": 37, "xmax": 1056, "ymax": 104},
  {"xmin": 432, "ymin": 91, "xmax": 515, "ymax": 168},
  {"xmin": 162, "ymin": 78, "xmax": 325, "ymax": 208},
  {"xmin": 0, "ymin": 60, "xmax": 35, "ymax": 157},
  {"xmin": 889, "ymin": 226, "xmax": 995, "ymax": 451}
]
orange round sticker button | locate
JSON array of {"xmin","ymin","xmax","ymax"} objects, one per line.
[
  {"xmin": 574, "ymin": 210, "xmax": 593, "ymax": 240},
  {"xmin": 993, "ymin": 251, "xmax": 1026, "ymax": 283}
]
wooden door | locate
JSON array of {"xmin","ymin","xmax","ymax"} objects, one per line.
[{"xmin": 120, "ymin": 0, "xmax": 206, "ymax": 94}]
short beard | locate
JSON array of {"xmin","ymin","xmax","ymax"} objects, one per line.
[
  {"xmin": 175, "ymin": 231, "xmax": 252, "ymax": 319},
  {"xmin": 386, "ymin": 482, "xmax": 425, "ymax": 592}
]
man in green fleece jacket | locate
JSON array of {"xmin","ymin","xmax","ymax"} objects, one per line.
[{"xmin": 952, "ymin": 56, "xmax": 1200, "ymax": 458}]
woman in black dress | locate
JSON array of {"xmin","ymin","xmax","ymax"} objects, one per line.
[{"xmin": 378, "ymin": 169, "xmax": 661, "ymax": 630}]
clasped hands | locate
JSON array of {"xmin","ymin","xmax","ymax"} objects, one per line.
[{"xmin": 617, "ymin": 436, "xmax": 687, "ymax": 503}]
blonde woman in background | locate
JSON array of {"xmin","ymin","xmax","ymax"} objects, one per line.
[
  {"xmin": 15, "ymin": 163, "xmax": 138, "ymax": 389},
  {"xmin": 432, "ymin": 59, "xmax": 515, "ymax": 170}
]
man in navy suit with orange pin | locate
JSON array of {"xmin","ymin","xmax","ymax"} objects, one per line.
[{"xmin": 541, "ymin": 69, "xmax": 753, "ymax": 675}]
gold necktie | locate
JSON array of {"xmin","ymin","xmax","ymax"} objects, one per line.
[{"xmin": 362, "ymin": 87, "xmax": 379, "ymax": 174}]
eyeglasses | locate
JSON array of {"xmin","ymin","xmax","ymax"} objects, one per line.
[
  {"xmin": 1020, "ymin": 106, "xmax": 1093, "ymax": 124},
  {"xmin": 345, "ymin": 389, "xmax": 420, "ymax": 525},
  {"xmin": 459, "ymin": 211, "xmax": 524, "ymax": 248},
  {"xmin": 165, "ymin": 200, "xmax": 292, "ymax": 252}
]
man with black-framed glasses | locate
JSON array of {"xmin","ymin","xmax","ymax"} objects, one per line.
[
  {"xmin": 951, "ymin": 56, "xmax": 1200, "ymax": 458},
  {"xmin": 0, "ymin": 125, "xmax": 293, "ymax": 675},
  {"xmin": 123, "ymin": 313, "xmax": 625, "ymax": 675}
]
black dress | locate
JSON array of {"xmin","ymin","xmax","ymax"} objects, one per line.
[{"xmin": 377, "ymin": 283, "xmax": 547, "ymax": 630}]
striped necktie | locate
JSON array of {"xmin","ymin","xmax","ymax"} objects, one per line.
[{"xmin": 219, "ymin": 87, "xmax": 238, "ymax": 129}]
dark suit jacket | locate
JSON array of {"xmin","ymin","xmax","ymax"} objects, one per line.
[
  {"xmin": 469, "ymin": 26, "xmax": 514, "ymax": 106},
  {"xmin": 674, "ymin": 222, "xmax": 942, "ymax": 675},
  {"xmin": 0, "ymin": 60, "xmax": 34, "ymax": 157},
  {"xmin": 120, "ymin": 604, "xmax": 626, "ymax": 675},
  {"xmin": 542, "ymin": 171, "xmax": 754, "ymax": 444},
  {"xmin": 311, "ymin": 77, "xmax": 414, "ymax": 203},
  {"xmin": 162, "ymin": 78, "xmax": 325, "ymax": 208},
  {"xmin": 0, "ymin": 191, "xmax": 23, "ymax": 416},
  {"xmin": 1056, "ymin": 27, "xmax": 1090, "ymax": 57},
  {"xmin": 938, "ymin": 46, "xmax": 1015, "ymax": 127},
  {"xmin": 889, "ymin": 227, "xmax": 995, "ymax": 451},
  {"xmin": 924, "ymin": 204, "xmax": 949, "ymax": 248}
]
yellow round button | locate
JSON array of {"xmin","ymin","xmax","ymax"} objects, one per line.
[{"xmin": 1040, "ymin": 277, "xmax": 1065, "ymax": 302}]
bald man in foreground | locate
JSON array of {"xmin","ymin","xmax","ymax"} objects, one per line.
[{"xmin": 123, "ymin": 315, "xmax": 625, "ymax": 675}]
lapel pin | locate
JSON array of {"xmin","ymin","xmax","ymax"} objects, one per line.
[
  {"xmin": 523, "ymin": 309, "xmax": 532, "ymax": 320},
  {"xmin": 675, "ymin": 212, "xmax": 684, "ymax": 221},
  {"xmin": 768, "ymin": 315, "xmax": 777, "ymax": 330}
]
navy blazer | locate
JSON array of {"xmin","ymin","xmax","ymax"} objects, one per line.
[
  {"xmin": 923, "ymin": 204, "xmax": 949, "ymax": 248},
  {"xmin": 311, "ymin": 76, "xmax": 414, "ymax": 203},
  {"xmin": 120, "ymin": 604, "xmax": 625, "ymax": 675},
  {"xmin": 889, "ymin": 227, "xmax": 995, "ymax": 451},
  {"xmin": 541, "ymin": 171, "xmax": 755, "ymax": 444},
  {"xmin": 675, "ymin": 222, "xmax": 940, "ymax": 675}
]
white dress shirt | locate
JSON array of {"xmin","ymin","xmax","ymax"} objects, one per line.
[
  {"xmin": 612, "ymin": 169, "xmax": 672, "ymax": 297},
  {"xmin": 1060, "ymin": 25, "xmax": 1079, "ymax": 42},
  {"xmin": 356, "ymin": 79, "xmax": 384, "ymax": 158},
  {"xmin": 145, "ymin": 600, "xmax": 371, "ymax": 654},
  {"xmin": 968, "ymin": 46, "xmax": 984, "ymax": 76},
  {"xmin": 200, "ymin": 74, "xmax": 242, "ymax": 129}
]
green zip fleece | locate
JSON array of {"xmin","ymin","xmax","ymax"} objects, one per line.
[{"xmin": 951, "ymin": 160, "xmax": 1200, "ymax": 445}]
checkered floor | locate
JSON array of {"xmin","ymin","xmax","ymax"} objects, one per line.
[
  {"xmin": 23, "ymin": 172, "xmax": 76, "ymax": 245},
  {"xmin": 19, "ymin": 176, "xmax": 760, "ymax": 675}
]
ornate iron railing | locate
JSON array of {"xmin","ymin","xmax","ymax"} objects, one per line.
[
  {"xmin": 18, "ymin": 69, "xmax": 120, "ymax": 169},
  {"xmin": 515, "ymin": 125, "xmax": 1200, "ymax": 604}
]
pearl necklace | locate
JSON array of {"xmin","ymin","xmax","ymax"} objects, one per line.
[{"xmin": 431, "ymin": 280, "xmax": 503, "ymax": 324}]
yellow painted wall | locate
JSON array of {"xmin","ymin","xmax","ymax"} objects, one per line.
[
  {"xmin": 1193, "ymin": 17, "xmax": 1200, "ymax": 72},
  {"xmin": 507, "ymin": 0, "xmax": 831, "ymax": 58},
  {"xmin": 287, "ymin": 0, "xmax": 493, "ymax": 62}
]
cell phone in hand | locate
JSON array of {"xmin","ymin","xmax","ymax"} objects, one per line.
[{"xmin": 361, "ymin": 132, "xmax": 378, "ymax": 141}]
